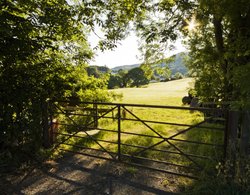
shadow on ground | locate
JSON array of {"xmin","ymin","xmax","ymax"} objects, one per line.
[{"xmin": 1, "ymin": 149, "xmax": 183, "ymax": 195}]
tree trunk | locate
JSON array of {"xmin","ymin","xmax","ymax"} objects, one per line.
[
  {"xmin": 213, "ymin": 17, "xmax": 224, "ymax": 55},
  {"xmin": 213, "ymin": 16, "xmax": 231, "ymax": 101}
]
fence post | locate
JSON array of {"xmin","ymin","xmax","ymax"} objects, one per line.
[
  {"xmin": 225, "ymin": 110, "xmax": 239, "ymax": 160},
  {"xmin": 42, "ymin": 100, "xmax": 50, "ymax": 148},
  {"xmin": 224, "ymin": 110, "xmax": 239, "ymax": 179},
  {"xmin": 93, "ymin": 103, "xmax": 98, "ymax": 128},
  {"xmin": 224, "ymin": 110, "xmax": 229, "ymax": 159},
  {"xmin": 49, "ymin": 103, "xmax": 54, "ymax": 145},
  {"xmin": 117, "ymin": 105, "xmax": 121, "ymax": 161},
  {"xmin": 240, "ymin": 111, "xmax": 250, "ymax": 156}
]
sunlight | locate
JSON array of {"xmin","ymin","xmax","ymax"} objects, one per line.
[
  {"xmin": 188, "ymin": 18, "xmax": 196, "ymax": 31},
  {"xmin": 185, "ymin": 16, "xmax": 199, "ymax": 32}
]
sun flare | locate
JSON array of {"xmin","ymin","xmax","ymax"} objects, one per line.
[
  {"xmin": 185, "ymin": 16, "xmax": 199, "ymax": 32},
  {"xmin": 188, "ymin": 18, "xmax": 196, "ymax": 31}
]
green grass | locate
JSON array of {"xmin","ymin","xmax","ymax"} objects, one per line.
[
  {"xmin": 55, "ymin": 78, "xmax": 228, "ymax": 192},
  {"xmin": 109, "ymin": 78, "xmax": 194, "ymax": 105}
]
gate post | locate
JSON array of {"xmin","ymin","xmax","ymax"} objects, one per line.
[
  {"xmin": 225, "ymin": 110, "xmax": 239, "ymax": 160},
  {"xmin": 42, "ymin": 100, "xmax": 51, "ymax": 148},
  {"xmin": 240, "ymin": 111, "xmax": 250, "ymax": 156},
  {"xmin": 117, "ymin": 105, "xmax": 121, "ymax": 161},
  {"xmin": 93, "ymin": 103, "xmax": 98, "ymax": 128},
  {"xmin": 224, "ymin": 110, "xmax": 239, "ymax": 179},
  {"xmin": 237, "ymin": 110, "xmax": 250, "ymax": 181}
]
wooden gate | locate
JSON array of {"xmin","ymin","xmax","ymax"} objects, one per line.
[{"xmin": 46, "ymin": 101, "xmax": 227, "ymax": 179}]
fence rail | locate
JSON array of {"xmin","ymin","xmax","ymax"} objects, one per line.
[{"xmin": 43, "ymin": 100, "xmax": 238, "ymax": 179}]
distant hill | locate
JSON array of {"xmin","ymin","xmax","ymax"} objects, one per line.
[
  {"xmin": 87, "ymin": 65, "xmax": 110, "ymax": 73},
  {"xmin": 111, "ymin": 52, "xmax": 188, "ymax": 76},
  {"xmin": 111, "ymin": 64, "xmax": 140, "ymax": 72},
  {"xmin": 167, "ymin": 52, "xmax": 188, "ymax": 75}
]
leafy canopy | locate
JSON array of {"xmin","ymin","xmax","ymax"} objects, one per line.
[
  {"xmin": 106, "ymin": 0, "xmax": 250, "ymax": 106},
  {"xmin": 0, "ymin": 0, "xmax": 114, "ymax": 162}
]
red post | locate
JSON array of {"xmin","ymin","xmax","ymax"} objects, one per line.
[{"xmin": 42, "ymin": 101, "xmax": 50, "ymax": 148}]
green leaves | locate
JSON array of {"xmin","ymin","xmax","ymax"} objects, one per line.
[
  {"xmin": 0, "ymin": 0, "xmax": 110, "ymax": 161},
  {"xmin": 126, "ymin": 67, "xmax": 149, "ymax": 87}
]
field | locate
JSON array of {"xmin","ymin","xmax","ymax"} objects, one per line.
[
  {"xmin": 10, "ymin": 78, "xmax": 226, "ymax": 194},
  {"xmin": 109, "ymin": 78, "xmax": 194, "ymax": 105},
  {"xmin": 57, "ymin": 78, "xmax": 224, "ymax": 182}
]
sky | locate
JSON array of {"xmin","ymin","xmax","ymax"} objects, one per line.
[{"xmin": 88, "ymin": 31, "xmax": 187, "ymax": 68}]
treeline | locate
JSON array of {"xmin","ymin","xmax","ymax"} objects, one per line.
[{"xmin": 87, "ymin": 65, "xmax": 185, "ymax": 89}]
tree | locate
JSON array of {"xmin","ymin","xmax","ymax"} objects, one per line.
[
  {"xmin": 108, "ymin": 74, "xmax": 122, "ymax": 89},
  {"xmin": 117, "ymin": 69, "xmax": 129, "ymax": 87},
  {"xmin": 80, "ymin": 0, "xmax": 249, "ymax": 106},
  {"xmin": 126, "ymin": 67, "xmax": 149, "ymax": 87},
  {"xmin": 140, "ymin": 63, "xmax": 154, "ymax": 81},
  {"xmin": 67, "ymin": 65, "xmax": 110, "ymax": 102},
  {"xmin": 155, "ymin": 66, "xmax": 171, "ymax": 81},
  {"xmin": 173, "ymin": 72, "xmax": 184, "ymax": 80},
  {"xmin": 67, "ymin": 0, "xmax": 250, "ymax": 103},
  {"xmin": 104, "ymin": 0, "xmax": 249, "ymax": 106},
  {"xmin": 0, "ymin": 0, "xmax": 111, "ymax": 163},
  {"xmin": 86, "ymin": 66, "xmax": 110, "ymax": 78},
  {"xmin": 86, "ymin": 66, "xmax": 101, "ymax": 78},
  {"xmin": 184, "ymin": 0, "xmax": 250, "ymax": 105},
  {"xmin": 139, "ymin": 43, "xmax": 166, "ymax": 80}
]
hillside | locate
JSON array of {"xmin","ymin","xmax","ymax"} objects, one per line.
[
  {"xmin": 168, "ymin": 52, "xmax": 188, "ymax": 75},
  {"xmin": 111, "ymin": 63, "xmax": 140, "ymax": 72},
  {"xmin": 111, "ymin": 52, "xmax": 188, "ymax": 76}
]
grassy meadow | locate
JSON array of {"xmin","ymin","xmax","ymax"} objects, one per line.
[
  {"xmin": 109, "ymin": 78, "xmax": 194, "ymax": 105},
  {"xmin": 56, "ymin": 78, "xmax": 225, "ymax": 184}
]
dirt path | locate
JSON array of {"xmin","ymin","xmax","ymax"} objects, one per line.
[{"xmin": 3, "ymin": 150, "xmax": 184, "ymax": 194}]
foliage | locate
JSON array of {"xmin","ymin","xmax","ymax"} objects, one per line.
[
  {"xmin": 154, "ymin": 66, "xmax": 171, "ymax": 81},
  {"xmin": 67, "ymin": 65, "xmax": 111, "ymax": 102},
  {"xmin": 140, "ymin": 63, "xmax": 154, "ymax": 81},
  {"xmin": 186, "ymin": 1, "xmax": 250, "ymax": 105},
  {"xmin": 107, "ymin": 69, "xmax": 128, "ymax": 89},
  {"xmin": 0, "ymin": 0, "xmax": 112, "ymax": 167},
  {"xmin": 110, "ymin": 52, "xmax": 188, "ymax": 84},
  {"xmin": 86, "ymin": 66, "xmax": 100, "ymax": 78},
  {"xmin": 108, "ymin": 67, "xmax": 150, "ymax": 89},
  {"xmin": 102, "ymin": 0, "xmax": 250, "ymax": 106},
  {"xmin": 86, "ymin": 66, "xmax": 110, "ymax": 78},
  {"xmin": 126, "ymin": 67, "xmax": 149, "ymax": 87},
  {"xmin": 173, "ymin": 72, "xmax": 184, "ymax": 80},
  {"xmin": 185, "ymin": 157, "xmax": 250, "ymax": 194},
  {"xmin": 37, "ymin": 0, "xmax": 249, "ymax": 105},
  {"xmin": 117, "ymin": 69, "xmax": 130, "ymax": 88},
  {"xmin": 138, "ymin": 42, "xmax": 173, "ymax": 81},
  {"xmin": 77, "ymin": 0, "xmax": 147, "ymax": 51},
  {"xmin": 108, "ymin": 74, "xmax": 123, "ymax": 89}
]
